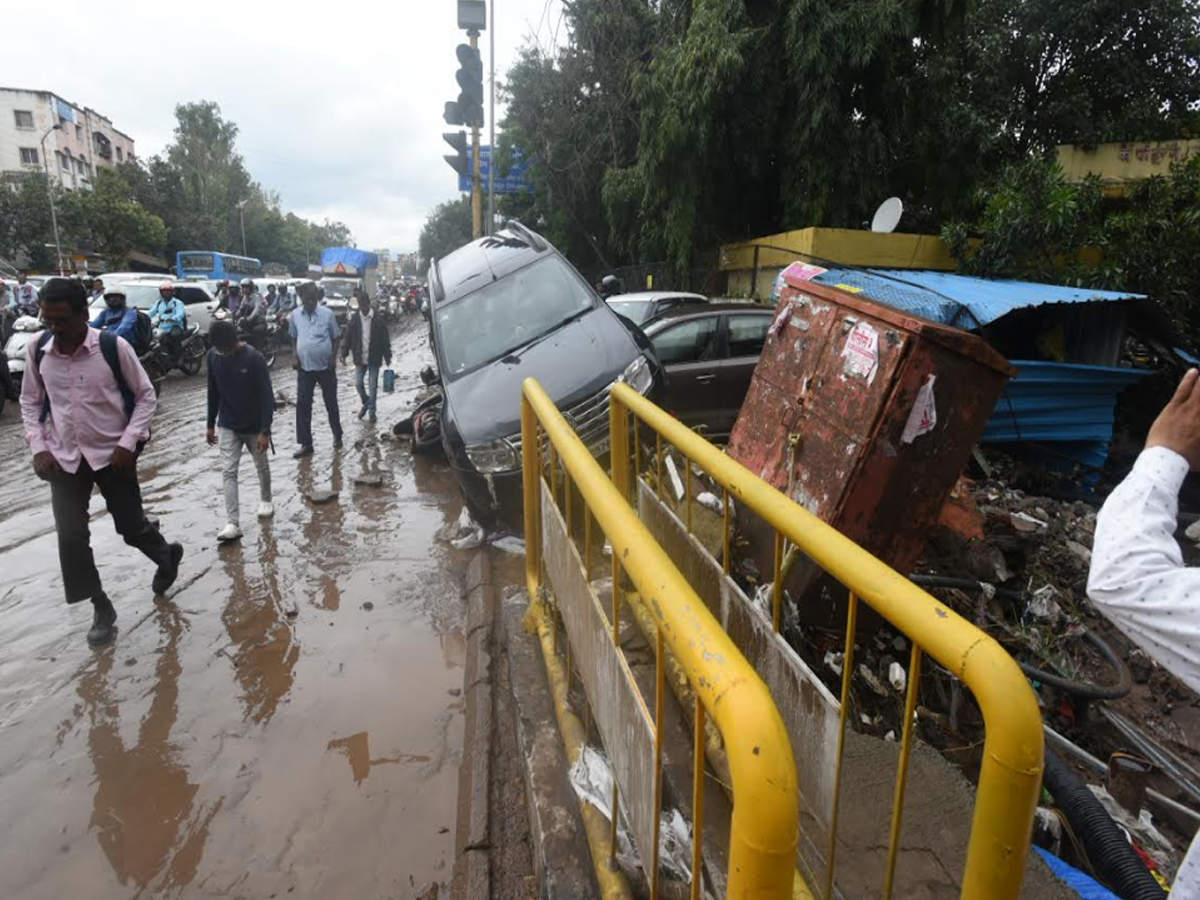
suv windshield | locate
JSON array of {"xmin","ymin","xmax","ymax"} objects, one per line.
[{"xmin": 436, "ymin": 255, "xmax": 594, "ymax": 378}]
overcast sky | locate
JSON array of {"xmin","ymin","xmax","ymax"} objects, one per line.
[{"xmin": 5, "ymin": 0, "xmax": 564, "ymax": 253}]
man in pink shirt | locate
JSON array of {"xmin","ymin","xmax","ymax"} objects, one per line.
[{"xmin": 20, "ymin": 278, "xmax": 183, "ymax": 646}]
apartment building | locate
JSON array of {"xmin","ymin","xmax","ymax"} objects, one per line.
[{"xmin": 0, "ymin": 87, "xmax": 135, "ymax": 188}]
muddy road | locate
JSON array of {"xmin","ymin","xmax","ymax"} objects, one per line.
[{"xmin": 0, "ymin": 318, "xmax": 473, "ymax": 899}]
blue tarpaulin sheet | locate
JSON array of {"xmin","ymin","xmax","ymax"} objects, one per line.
[
  {"xmin": 809, "ymin": 268, "xmax": 1144, "ymax": 331},
  {"xmin": 1032, "ymin": 847, "xmax": 1123, "ymax": 899},
  {"xmin": 320, "ymin": 247, "xmax": 379, "ymax": 274}
]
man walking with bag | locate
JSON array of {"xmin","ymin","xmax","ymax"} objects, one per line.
[
  {"xmin": 205, "ymin": 319, "xmax": 275, "ymax": 543},
  {"xmin": 20, "ymin": 278, "xmax": 183, "ymax": 647},
  {"xmin": 341, "ymin": 291, "xmax": 391, "ymax": 423},
  {"xmin": 289, "ymin": 282, "xmax": 342, "ymax": 458}
]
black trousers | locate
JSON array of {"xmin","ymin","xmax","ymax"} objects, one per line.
[
  {"xmin": 296, "ymin": 368, "xmax": 343, "ymax": 448},
  {"xmin": 48, "ymin": 458, "xmax": 173, "ymax": 604}
]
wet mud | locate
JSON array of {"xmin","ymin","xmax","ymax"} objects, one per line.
[{"xmin": 0, "ymin": 318, "xmax": 471, "ymax": 899}]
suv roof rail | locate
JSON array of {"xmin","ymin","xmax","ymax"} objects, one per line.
[{"xmin": 504, "ymin": 219, "xmax": 546, "ymax": 252}]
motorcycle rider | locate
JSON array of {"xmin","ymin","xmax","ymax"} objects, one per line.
[
  {"xmin": 88, "ymin": 278, "xmax": 105, "ymax": 305},
  {"xmin": 14, "ymin": 274, "xmax": 40, "ymax": 316},
  {"xmin": 148, "ymin": 281, "xmax": 187, "ymax": 368},
  {"xmin": 236, "ymin": 278, "xmax": 267, "ymax": 345},
  {"xmin": 214, "ymin": 279, "xmax": 231, "ymax": 310},
  {"xmin": 90, "ymin": 288, "xmax": 143, "ymax": 349}
]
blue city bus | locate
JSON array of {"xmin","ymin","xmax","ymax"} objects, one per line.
[{"xmin": 175, "ymin": 251, "xmax": 262, "ymax": 281}]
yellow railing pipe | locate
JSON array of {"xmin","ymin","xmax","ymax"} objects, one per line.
[
  {"xmin": 609, "ymin": 383, "xmax": 1042, "ymax": 899},
  {"xmin": 523, "ymin": 378, "xmax": 799, "ymax": 899}
]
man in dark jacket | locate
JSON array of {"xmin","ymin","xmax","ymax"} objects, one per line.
[
  {"xmin": 205, "ymin": 319, "xmax": 275, "ymax": 543},
  {"xmin": 340, "ymin": 292, "xmax": 391, "ymax": 423}
]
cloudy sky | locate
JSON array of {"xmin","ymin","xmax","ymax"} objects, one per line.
[{"xmin": 5, "ymin": 0, "xmax": 564, "ymax": 252}]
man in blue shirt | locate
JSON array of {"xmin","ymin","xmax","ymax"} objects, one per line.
[
  {"xmin": 148, "ymin": 281, "xmax": 186, "ymax": 366},
  {"xmin": 90, "ymin": 288, "xmax": 142, "ymax": 350},
  {"xmin": 205, "ymin": 319, "xmax": 274, "ymax": 542},
  {"xmin": 288, "ymin": 282, "xmax": 342, "ymax": 458}
]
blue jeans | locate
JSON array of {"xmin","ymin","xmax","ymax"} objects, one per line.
[{"xmin": 355, "ymin": 364, "xmax": 379, "ymax": 415}]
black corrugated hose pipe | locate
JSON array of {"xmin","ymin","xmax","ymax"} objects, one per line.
[{"xmin": 1042, "ymin": 748, "xmax": 1167, "ymax": 899}]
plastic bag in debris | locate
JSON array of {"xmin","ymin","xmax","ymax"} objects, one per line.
[
  {"xmin": 695, "ymin": 491, "xmax": 723, "ymax": 514},
  {"xmin": 436, "ymin": 508, "xmax": 487, "ymax": 549},
  {"xmin": 568, "ymin": 746, "xmax": 699, "ymax": 887},
  {"xmin": 489, "ymin": 534, "xmax": 525, "ymax": 555}
]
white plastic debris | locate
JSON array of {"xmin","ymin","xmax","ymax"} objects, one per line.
[
  {"xmin": 437, "ymin": 507, "xmax": 487, "ymax": 550},
  {"xmin": 489, "ymin": 534, "xmax": 525, "ymax": 555},
  {"xmin": 884, "ymin": 730, "xmax": 896, "ymax": 742},
  {"xmin": 695, "ymin": 491, "xmax": 723, "ymax": 514},
  {"xmin": 1187, "ymin": 519, "xmax": 1200, "ymax": 547},
  {"xmin": 888, "ymin": 661, "xmax": 907, "ymax": 693},
  {"xmin": 752, "ymin": 583, "xmax": 772, "ymax": 618},
  {"xmin": 823, "ymin": 650, "xmax": 844, "ymax": 677},
  {"xmin": 569, "ymin": 745, "xmax": 616, "ymax": 815},
  {"xmin": 1027, "ymin": 585, "xmax": 1062, "ymax": 624},
  {"xmin": 663, "ymin": 454, "xmax": 685, "ymax": 502}
]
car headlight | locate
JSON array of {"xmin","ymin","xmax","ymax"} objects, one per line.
[
  {"xmin": 619, "ymin": 355, "xmax": 653, "ymax": 394},
  {"xmin": 465, "ymin": 438, "xmax": 519, "ymax": 473}
]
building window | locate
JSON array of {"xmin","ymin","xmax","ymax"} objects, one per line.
[
  {"xmin": 19, "ymin": 147, "xmax": 38, "ymax": 165},
  {"xmin": 58, "ymin": 152, "xmax": 69, "ymax": 169},
  {"xmin": 75, "ymin": 158, "xmax": 85, "ymax": 173},
  {"xmin": 75, "ymin": 124, "xmax": 82, "ymax": 140},
  {"xmin": 14, "ymin": 110, "xmax": 34, "ymax": 129},
  {"xmin": 116, "ymin": 147, "xmax": 123, "ymax": 162}
]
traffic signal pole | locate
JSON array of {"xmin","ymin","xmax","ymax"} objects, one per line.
[{"xmin": 470, "ymin": 31, "xmax": 483, "ymax": 239}]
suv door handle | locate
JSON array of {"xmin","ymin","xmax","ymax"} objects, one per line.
[{"xmin": 695, "ymin": 373, "xmax": 716, "ymax": 383}]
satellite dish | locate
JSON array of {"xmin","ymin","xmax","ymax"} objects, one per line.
[{"xmin": 870, "ymin": 197, "xmax": 904, "ymax": 234}]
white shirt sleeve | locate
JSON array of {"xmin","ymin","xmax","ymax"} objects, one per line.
[{"xmin": 1088, "ymin": 446, "xmax": 1200, "ymax": 695}]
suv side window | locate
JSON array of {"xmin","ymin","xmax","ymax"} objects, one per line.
[
  {"xmin": 651, "ymin": 316, "xmax": 719, "ymax": 365},
  {"xmin": 727, "ymin": 313, "xmax": 770, "ymax": 357}
]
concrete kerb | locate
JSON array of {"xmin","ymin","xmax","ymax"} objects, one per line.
[{"xmin": 453, "ymin": 549, "xmax": 496, "ymax": 900}]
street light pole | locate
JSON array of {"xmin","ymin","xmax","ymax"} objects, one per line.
[
  {"xmin": 236, "ymin": 199, "xmax": 249, "ymax": 256},
  {"xmin": 39, "ymin": 124, "xmax": 64, "ymax": 274},
  {"xmin": 488, "ymin": 0, "xmax": 495, "ymax": 235}
]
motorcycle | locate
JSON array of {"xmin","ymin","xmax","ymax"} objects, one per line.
[
  {"xmin": 212, "ymin": 307, "xmax": 285, "ymax": 369},
  {"xmin": 4, "ymin": 313, "xmax": 43, "ymax": 399},
  {"xmin": 393, "ymin": 365, "xmax": 444, "ymax": 456},
  {"xmin": 143, "ymin": 323, "xmax": 205, "ymax": 383}
]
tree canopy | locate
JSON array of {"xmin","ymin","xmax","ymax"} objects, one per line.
[{"xmin": 446, "ymin": 0, "xmax": 1200, "ymax": 280}]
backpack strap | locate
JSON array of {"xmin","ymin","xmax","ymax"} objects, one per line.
[
  {"xmin": 97, "ymin": 331, "xmax": 136, "ymax": 420},
  {"xmin": 35, "ymin": 331, "xmax": 53, "ymax": 424}
]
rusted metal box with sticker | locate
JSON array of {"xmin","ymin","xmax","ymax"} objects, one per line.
[{"xmin": 728, "ymin": 276, "xmax": 1012, "ymax": 625}]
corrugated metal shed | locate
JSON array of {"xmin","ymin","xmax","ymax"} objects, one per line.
[
  {"xmin": 808, "ymin": 268, "xmax": 1144, "ymax": 331},
  {"xmin": 982, "ymin": 361, "xmax": 1150, "ymax": 471}
]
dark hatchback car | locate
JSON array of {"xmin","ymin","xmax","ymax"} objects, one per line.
[
  {"xmin": 429, "ymin": 223, "xmax": 663, "ymax": 528},
  {"xmin": 640, "ymin": 303, "xmax": 773, "ymax": 440}
]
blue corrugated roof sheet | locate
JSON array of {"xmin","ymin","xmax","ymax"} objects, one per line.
[
  {"xmin": 982, "ymin": 361, "xmax": 1150, "ymax": 473},
  {"xmin": 809, "ymin": 268, "xmax": 1144, "ymax": 331}
]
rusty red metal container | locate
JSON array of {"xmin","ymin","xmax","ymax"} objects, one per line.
[{"xmin": 728, "ymin": 276, "xmax": 1013, "ymax": 626}]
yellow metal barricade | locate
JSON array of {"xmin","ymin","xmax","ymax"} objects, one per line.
[
  {"xmin": 522, "ymin": 378, "xmax": 799, "ymax": 900},
  {"xmin": 607, "ymin": 382, "xmax": 1043, "ymax": 900}
]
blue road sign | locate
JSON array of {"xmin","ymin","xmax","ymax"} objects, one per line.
[{"xmin": 457, "ymin": 146, "xmax": 533, "ymax": 194}]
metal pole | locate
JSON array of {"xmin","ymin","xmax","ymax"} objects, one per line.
[
  {"xmin": 487, "ymin": 0, "xmax": 495, "ymax": 235},
  {"xmin": 470, "ymin": 31, "xmax": 483, "ymax": 239},
  {"xmin": 239, "ymin": 205, "xmax": 247, "ymax": 255},
  {"xmin": 40, "ymin": 126, "xmax": 64, "ymax": 274}
]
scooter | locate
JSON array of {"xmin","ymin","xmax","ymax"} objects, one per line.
[{"xmin": 4, "ymin": 313, "xmax": 43, "ymax": 399}]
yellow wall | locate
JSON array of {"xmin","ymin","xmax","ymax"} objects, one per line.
[
  {"xmin": 719, "ymin": 227, "xmax": 958, "ymax": 273},
  {"xmin": 1057, "ymin": 141, "xmax": 1200, "ymax": 187}
]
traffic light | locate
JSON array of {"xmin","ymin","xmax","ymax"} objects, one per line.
[
  {"xmin": 443, "ymin": 131, "xmax": 469, "ymax": 177},
  {"xmin": 443, "ymin": 101, "xmax": 464, "ymax": 127},
  {"xmin": 455, "ymin": 43, "xmax": 484, "ymax": 129}
]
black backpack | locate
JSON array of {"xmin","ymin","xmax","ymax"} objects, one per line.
[
  {"xmin": 130, "ymin": 309, "xmax": 153, "ymax": 356},
  {"xmin": 34, "ymin": 330, "xmax": 136, "ymax": 424}
]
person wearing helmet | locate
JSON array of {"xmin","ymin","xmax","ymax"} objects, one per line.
[
  {"xmin": 89, "ymin": 287, "xmax": 142, "ymax": 350},
  {"xmin": 148, "ymin": 281, "xmax": 187, "ymax": 367},
  {"xmin": 235, "ymin": 278, "xmax": 267, "ymax": 344},
  {"xmin": 14, "ymin": 273, "xmax": 39, "ymax": 316},
  {"xmin": 598, "ymin": 274, "xmax": 623, "ymax": 298},
  {"xmin": 214, "ymin": 279, "xmax": 231, "ymax": 310}
]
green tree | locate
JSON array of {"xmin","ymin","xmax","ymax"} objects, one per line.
[
  {"xmin": 0, "ymin": 173, "xmax": 57, "ymax": 270},
  {"xmin": 57, "ymin": 167, "xmax": 167, "ymax": 267},
  {"xmin": 418, "ymin": 197, "xmax": 473, "ymax": 271}
]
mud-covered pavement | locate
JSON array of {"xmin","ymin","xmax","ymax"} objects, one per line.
[{"xmin": 0, "ymin": 318, "xmax": 472, "ymax": 899}]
